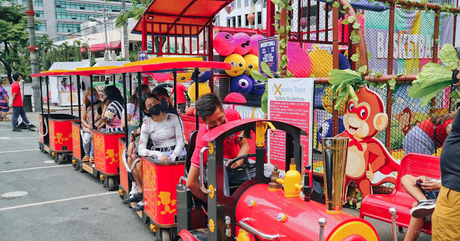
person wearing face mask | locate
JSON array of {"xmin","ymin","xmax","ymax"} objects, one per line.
[
  {"xmin": 128, "ymin": 93, "xmax": 186, "ymax": 211},
  {"xmin": 80, "ymin": 88, "xmax": 103, "ymax": 163},
  {"xmin": 186, "ymin": 93, "xmax": 250, "ymax": 202},
  {"xmin": 99, "ymin": 86, "xmax": 124, "ymax": 132}
]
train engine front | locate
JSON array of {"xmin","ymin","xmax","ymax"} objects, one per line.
[{"xmin": 234, "ymin": 137, "xmax": 379, "ymax": 241}]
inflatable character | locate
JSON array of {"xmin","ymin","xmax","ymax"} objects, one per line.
[
  {"xmin": 224, "ymin": 54, "xmax": 246, "ymax": 77},
  {"xmin": 396, "ymin": 107, "xmax": 414, "ymax": 135},
  {"xmin": 214, "ymin": 32, "xmax": 235, "ymax": 56},
  {"xmin": 244, "ymin": 54, "xmax": 259, "ymax": 76},
  {"xmin": 233, "ymin": 33, "xmax": 252, "ymax": 56},
  {"xmin": 230, "ymin": 74, "xmax": 253, "ymax": 95},
  {"xmin": 336, "ymin": 86, "xmax": 400, "ymax": 198},
  {"xmin": 191, "ymin": 71, "xmax": 212, "ymax": 83},
  {"xmin": 250, "ymin": 77, "xmax": 265, "ymax": 95}
]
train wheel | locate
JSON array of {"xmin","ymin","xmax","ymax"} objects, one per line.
[
  {"xmin": 77, "ymin": 161, "xmax": 84, "ymax": 173},
  {"xmin": 54, "ymin": 154, "xmax": 59, "ymax": 163},
  {"xmin": 56, "ymin": 154, "xmax": 64, "ymax": 164},
  {"xmin": 161, "ymin": 229, "xmax": 171, "ymax": 241},
  {"xmin": 107, "ymin": 177, "xmax": 118, "ymax": 191},
  {"xmin": 39, "ymin": 143, "xmax": 44, "ymax": 153}
]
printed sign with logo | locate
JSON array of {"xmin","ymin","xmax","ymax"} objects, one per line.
[
  {"xmin": 268, "ymin": 78, "xmax": 314, "ymax": 171},
  {"xmin": 258, "ymin": 37, "xmax": 279, "ymax": 76},
  {"xmin": 138, "ymin": 51, "xmax": 148, "ymax": 61}
]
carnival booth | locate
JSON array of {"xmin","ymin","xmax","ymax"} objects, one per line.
[{"xmin": 46, "ymin": 62, "xmax": 90, "ymax": 107}]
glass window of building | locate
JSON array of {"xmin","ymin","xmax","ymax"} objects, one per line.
[
  {"xmin": 227, "ymin": 17, "xmax": 231, "ymax": 27},
  {"xmin": 35, "ymin": 23, "xmax": 46, "ymax": 31},
  {"xmin": 244, "ymin": 0, "xmax": 249, "ymax": 7},
  {"xmin": 257, "ymin": 11, "xmax": 262, "ymax": 25},
  {"xmin": 34, "ymin": 0, "xmax": 43, "ymax": 6},
  {"xmin": 57, "ymin": 23, "xmax": 81, "ymax": 33},
  {"xmin": 238, "ymin": 15, "xmax": 241, "ymax": 27},
  {"xmin": 35, "ymin": 10, "xmax": 44, "ymax": 18}
]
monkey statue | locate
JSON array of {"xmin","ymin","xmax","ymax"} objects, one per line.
[{"xmin": 337, "ymin": 86, "xmax": 400, "ymax": 199}]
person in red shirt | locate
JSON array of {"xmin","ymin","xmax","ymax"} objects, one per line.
[
  {"xmin": 403, "ymin": 110, "xmax": 457, "ymax": 155},
  {"xmin": 186, "ymin": 93, "xmax": 249, "ymax": 202},
  {"xmin": 170, "ymin": 83, "xmax": 187, "ymax": 113},
  {"xmin": 11, "ymin": 73, "xmax": 35, "ymax": 132}
]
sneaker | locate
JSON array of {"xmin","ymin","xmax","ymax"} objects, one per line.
[
  {"xmin": 124, "ymin": 192, "xmax": 143, "ymax": 204},
  {"xmin": 12, "ymin": 128, "xmax": 22, "ymax": 132},
  {"xmin": 129, "ymin": 182, "xmax": 139, "ymax": 196},
  {"xmin": 28, "ymin": 123, "xmax": 36, "ymax": 128},
  {"xmin": 410, "ymin": 199, "xmax": 436, "ymax": 218},
  {"xmin": 28, "ymin": 126, "xmax": 36, "ymax": 132},
  {"xmin": 132, "ymin": 200, "xmax": 144, "ymax": 212}
]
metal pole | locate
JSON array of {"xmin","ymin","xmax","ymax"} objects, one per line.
[
  {"xmin": 76, "ymin": 76, "xmax": 82, "ymax": 128},
  {"xmin": 69, "ymin": 75, "xmax": 73, "ymax": 116},
  {"xmin": 26, "ymin": 0, "xmax": 40, "ymax": 112},
  {"xmin": 194, "ymin": 68, "xmax": 199, "ymax": 130},
  {"xmin": 137, "ymin": 72, "xmax": 143, "ymax": 127},
  {"xmin": 122, "ymin": 0, "xmax": 129, "ymax": 61},
  {"xmin": 39, "ymin": 77, "xmax": 44, "ymax": 128},
  {"xmin": 104, "ymin": 10, "xmax": 109, "ymax": 61},
  {"xmin": 173, "ymin": 71, "xmax": 178, "ymax": 111},
  {"xmin": 390, "ymin": 208, "xmax": 398, "ymax": 241},
  {"xmin": 45, "ymin": 76, "xmax": 50, "ymax": 132},
  {"xmin": 90, "ymin": 75, "xmax": 95, "ymax": 129},
  {"xmin": 122, "ymin": 73, "xmax": 128, "ymax": 149}
]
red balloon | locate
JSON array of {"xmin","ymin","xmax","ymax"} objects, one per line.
[
  {"xmin": 233, "ymin": 33, "xmax": 251, "ymax": 56},
  {"xmin": 214, "ymin": 32, "xmax": 235, "ymax": 56},
  {"xmin": 249, "ymin": 34, "xmax": 265, "ymax": 55}
]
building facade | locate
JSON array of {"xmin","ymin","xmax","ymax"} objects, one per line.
[
  {"xmin": 19, "ymin": 0, "xmax": 131, "ymax": 41},
  {"xmin": 215, "ymin": 0, "xmax": 267, "ymax": 29}
]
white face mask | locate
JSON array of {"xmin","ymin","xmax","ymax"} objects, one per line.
[{"xmin": 19, "ymin": 79, "xmax": 24, "ymax": 85}]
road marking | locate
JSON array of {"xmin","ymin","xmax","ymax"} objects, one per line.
[
  {"xmin": 0, "ymin": 165, "xmax": 71, "ymax": 173},
  {"xmin": 0, "ymin": 137, "xmax": 39, "ymax": 140},
  {"xmin": 43, "ymin": 160, "xmax": 55, "ymax": 164},
  {"xmin": 0, "ymin": 192, "xmax": 118, "ymax": 212},
  {"xmin": 0, "ymin": 149, "xmax": 38, "ymax": 154},
  {"xmin": 2, "ymin": 191, "xmax": 28, "ymax": 198}
]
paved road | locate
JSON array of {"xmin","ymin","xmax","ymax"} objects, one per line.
[{"xmin": 0, "ymin": 111, "xmax": 431, "ymax": 240}]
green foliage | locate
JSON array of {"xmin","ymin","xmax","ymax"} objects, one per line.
[{"xmin": 114, "ymin": 0, "xmax": 151, "ymax": 28}]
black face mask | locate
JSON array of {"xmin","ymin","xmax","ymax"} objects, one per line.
[
  {"xmin": 453, "ymin": 69, "xmax": 460, "ymax": 85},
  {"xmin": 149, "ymin": 104, "xmax": 162, "ymax": 116}
]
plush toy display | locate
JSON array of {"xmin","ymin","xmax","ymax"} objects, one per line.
[
  {"xmin": 213, "ymin": 32, "xmax": 236, "ymax": 56},
  {"xmin": 244, "ymin": 54, "xmax": 259, "ymax": 76},
  {"xmin": 188, "ymin": 82, "xmax": 211, "ymax": 102},
  {"xmin": 309, "ymin": 45, "xmax": 333, "ymax": 77},
  {"xmin": 338, "ymin": 53, "xmax": 351, "ymax": 70},
  {"xmin": 176, "ymin": 71, "xmax": 193, "ymax": 82},
  {"xmin": 230, "ymin": 74, "xmax": 253, "ymax": 95},
  {"xmin": 224, "ymin": 54, "xmax": 246, "ymax": 77},
  {"xmin": 233, "ymin": 33, "xmax": 252, "ymax": 56},
  {"xmin": 287, "ymin": 42, "xmax": 312, "ymax": 77},
  {"xmin": 191, "ymin": 71, "xmax": 212, "ymax": 82},
  {"xmin": 249, "ymin": 34, "xmax": 265, "ymax": 55},
  {"xmin": 250, "ymin": 77, "xmax": 266, "ymax": 95},
  {"xmin": 223, "ymin": 92, "xmax": 247, "ymax": 104}
]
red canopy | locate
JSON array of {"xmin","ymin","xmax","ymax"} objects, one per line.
[
  {"xmin": 132, "ymin": 0, "xmax": 233, "ymax": 35},
  {"xmin": 89, "ymin": 43, "xmax": 106, "ymax": 52},
  {"xmin": 108, "ymin": 40, "xmax": 121, "ymax": 50}
]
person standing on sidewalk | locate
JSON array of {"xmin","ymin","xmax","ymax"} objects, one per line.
[
  {"xmin": 11, "ymin": 73, "xmax": 35, "ymax": 132},
  {"xmin": 170, "ymin": 83, "xmax": 187, "ymax": 113},
  {"xmin": 0, "ymin": 81, "xmax": 9, "ymax": 121}
]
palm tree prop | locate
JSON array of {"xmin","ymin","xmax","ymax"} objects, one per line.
[
  {"xmin": 328, "ymin": 68, "xmax": 365, "ymax": 110},
  {"xmin": 409, "ymin": 44, "xmax": 459, "ymax": 106}
]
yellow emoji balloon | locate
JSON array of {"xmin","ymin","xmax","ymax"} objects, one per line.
[
  {"xmin": 173, "ymin": 71, "xmax": 193, "ymax": 82},
  {"xmin": 244, "ymin": 54, "xmax": 259, "ymax": 76},
  {"xmin": 224, "ymin": 54, "xmax": 246, "ymax": 77},
  {"xmin": 188, "ymin": 82, "xmax": 211, "ymax": 102}
]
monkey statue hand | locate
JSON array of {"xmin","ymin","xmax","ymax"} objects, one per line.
[{"xmin": 366, "ymin": 163, "xmax": 374, "ymax": 181}]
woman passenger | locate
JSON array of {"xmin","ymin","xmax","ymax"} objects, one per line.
[
  {"xmin": 80, "ymin": 88, "xmax": 103, "ymax": 163},
  {"xmin": 127, "ymin": 93, "xmax": 186, "ymax": 212},
  {"xmin": 98, "ymin": 86, "xmax": 124, "ymax": 132}
]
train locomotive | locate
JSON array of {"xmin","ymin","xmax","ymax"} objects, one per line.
[{"xmin": 175, "ymin": 119, "xmax": 379, "ymax": 241}]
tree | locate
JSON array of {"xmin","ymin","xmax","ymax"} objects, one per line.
[
  {"xmin": 114, "ymin": 0, "xmax": 166, "ymax": 55},
  {"xmin": 0, "ymin": 1, "xmax": 29, "ymax": 83}
]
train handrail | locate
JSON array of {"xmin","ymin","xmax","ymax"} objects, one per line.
[
  {"xmin": 38, "ymin": 119, "xmax": 48, "ymax": 137},
  {"xmin": 199, "ymin": 146, "xmax": 210, "ymax": 194},
  {"xmin": 179, "ymin": 176, "xmax": 187, "ymax": 185},
  {"xmin": 239, "ymin": 218, "xmax": 280, "ymax": 240}
]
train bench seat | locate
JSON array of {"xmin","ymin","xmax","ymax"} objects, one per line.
[{"xmin": 359, "ymin": 153, "xmax": 441, "ymax": 235}]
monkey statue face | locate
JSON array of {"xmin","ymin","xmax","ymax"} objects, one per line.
[
  {"xmin": 343, "ymin": 86, "xmax": 388, "ymax": 140},
  {"xmin": 343, "ymin": 100, "xmax": 372, "ymax": 139}
]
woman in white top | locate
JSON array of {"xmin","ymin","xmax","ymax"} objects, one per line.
[{"xmin": 129, "ymin": 93, "xmax": 185, "ymax": 211}]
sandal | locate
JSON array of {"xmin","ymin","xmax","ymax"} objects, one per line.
[
  {"xmin": 89, "ymin": 156, "xmax": 95, "ymax": 164},
  {"xmin": 82, "ymin": 156, "xmax": 90, "ymax": 162},
  {"xmin": 3, "ymin": 118, "xmax": 10, "ymax": 122}
]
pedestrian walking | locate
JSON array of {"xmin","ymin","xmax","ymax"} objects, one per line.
[
  {"xmin": 11, "ymin": 73, "xmax": 35, "ymax": 132},
  {"xmin": 0, "ymin": 80, "xmax": 9, "ymax": 121}
]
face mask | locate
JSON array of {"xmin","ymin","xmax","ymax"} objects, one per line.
[
  {"xmin": 149, "ymin": 104, "xmax": 162, "ymax": 116},
  {"xmin": 90, "ymin": 95, "xmax": 98, "ymax": 102},
  {"xmin": 161, "ymin": 100, "xmax": 169, "ymax": 111}
]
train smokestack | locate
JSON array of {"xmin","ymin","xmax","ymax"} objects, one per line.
[{"xmin": 321, "ymin": 137, "xmax": 349, "ymax": 213}]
